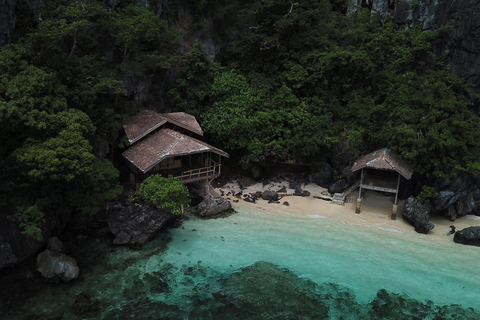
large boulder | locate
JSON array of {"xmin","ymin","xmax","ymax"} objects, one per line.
[
  {"xmin": 454, "ymin": 226, "xmax": 480, "ymax": 247},
  {"xmin": 238, "ymin": 177, "xmax": 256, "ymax": 189},
  {"xmin": 198, "ymin": 194, "xmax": 233, "ymax": 218},
  {"xmin": 106, "ymin": 204, "xmax": 174, "ymax": 245},
  {"xmin": 37, "ymin": 249, "xmax": 79, "ymax": 282},
  {"xmin": 261, "ymin": 190, "xmax": 279, "ymax": 201},
  {"xmin": 328, "ymin": 179, "xmax": 349, "ymax": 195},
  {"xmin": 402, "ymin": 197, "xmax": 435, "ymax": 234},
  {"xmin": 433, "ymin": 176, "xmax": 480, "ymax": 220}
]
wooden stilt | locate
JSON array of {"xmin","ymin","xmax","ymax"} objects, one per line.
[{"xmin": 355, "ymin": 198, "xmax": 362, "ymax": 214}]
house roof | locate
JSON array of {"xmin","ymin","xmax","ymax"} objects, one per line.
[
  {"xmin": 351, "ymin": 147, "xmax": 413, "ymax": 180},
  {"xmin": 122, "ymin": 128, "xmax": 229, "ymax": 173},
  {"xmin": 123, "ymin": 110, "xmax": 203, "ymax": 145}
]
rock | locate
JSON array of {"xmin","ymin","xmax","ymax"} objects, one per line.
[
  {"xmin": 433, "ymin": 176, "xmax": 480, "ymax": 220},
  {"xmin": 37, "ymin": 249, "xmax": 79, "ymax": 282},
  {"xmin": 0, "ymin": 0, "xmax": 17, "ymax": 47},
  {"xmin": 283, "ymin": 201, "xmax": 289, "ymax": 206},
  {"xmin": 293, "ymin": 189, "xmax": 310, "ymax": 197},
  {"xmin": 238, "ymin": 177, "xmax": 256, "ymax": 189},
  {"xmin": 106, "ymin": 204, "xmax": 174, "ymax": 245},
  {"xmin": 261, "ymin": 190, "xmax": 279, "ymax": 201},
  {"xmin": 308, "ymin": 163, "xmax": 334, "ymax": 187},
  {"xmin": 454, "ymin": 226, "xmax": 480, "ymax": 247},
  {"xmin": 112, "ymin": 231, "xmax": 132, "ymax": 245},
  {"xmin": 402, "ymin": 197, "xmax": 435, "ymax": 234},
  {"xmin": 198, "ymin": 194, "xmax": 233, "ymax": 218},
  {"xmin": 0, "ymin": 236, "xmax": 17, "ymax": 269},
  {"xmin": 289, "ymin": 180, "xmax": 302, "ymax": 190},
  {"xmin": 328, "ymin": 179, "xmax": 349, "ymax": 195},
  {"xmin": 47, "ymin": 236, "xmax": 64, "ymax": 254}
]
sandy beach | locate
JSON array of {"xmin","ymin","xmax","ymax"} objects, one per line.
[{"xmin": 212, "ymin": 180, "xmax": 480, "ymax": 244}]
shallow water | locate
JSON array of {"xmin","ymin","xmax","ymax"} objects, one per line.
[{"xmin": 1, "ymin": 206, "xmax": 480, "ymax": 319}]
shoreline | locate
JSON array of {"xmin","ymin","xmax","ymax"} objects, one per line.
[{"xmin": 211, "ymin": 180, "xmax": 480, "ymax": 245}]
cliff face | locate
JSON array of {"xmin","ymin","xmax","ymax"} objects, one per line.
[
  {"xmin": 0, "ymin": 0, "xmax": 17, "ymax": 46},
  {"xmin": 349, "ymin": 0, "xmax": 480, "ymax": 107}
]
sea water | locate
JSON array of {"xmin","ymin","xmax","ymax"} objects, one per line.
[{"xmin": 1, "ymin": 205, "xmax": 480, "ymax": 319}]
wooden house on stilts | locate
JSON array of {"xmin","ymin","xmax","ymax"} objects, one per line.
[
  {"xmin": 351, "ymin": 147, "xmax": 413, "ymax": 219},
  {"xmin": 122, "ymin": 110, "xmax": 229, "ymax": 190}
]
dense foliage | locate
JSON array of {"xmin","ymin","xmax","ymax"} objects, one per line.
[
  {"xmin": 137, "ymin": 175, "xmax": 190, "ymax": 215},
  {"xmin": 1, "ymin": 0, "xmax": 479, "ymax": 239},
  {"xmin": 170, "ymin": 1, "xmax": 480, "ymax": 180}
]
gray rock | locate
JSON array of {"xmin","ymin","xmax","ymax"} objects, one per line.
[
  {"xmin": 0, "ymin": 236, "xmax": 17, "ymax": 268},
  {"xmin": 328, "ymin": 179, "xmax": 349, "ymax": 195},
  {"xmin": 402, "ymin": 197, "xmax": 435, "ymax": 234},
  {"xmin": 238, "ymin": 177, "xmax": 256, "ymax": 189},
  {"xmin": 289, "ymin": 180, "xmax": 302, "ymax": 190},
  {"xmin": 106, "ymin": 204, "xmax": 174, "ymax": 245},
  {"xmin": 47, "ymin": 236, "xmax": 64, "ymax": 254},
  {"xmin": 37, "ymin": 249, "xmax": 79, "ymax": 282},
  {"xmin": 454, "ymin": 226, "xmax": 480, "ymax": 247},
  {"xmin": 262, "ymin": 190, "xmax": 279, "ymax": 201},
  {"xmin": 293, "ymin": 189, "xmax": 310, "ymax": 197},
  {"xmin": 198, "ymin": 194, "xmax": 233, "ymax": 218},
  {"xmin": 308, "ymin": 163, "xmax": 334, "ymax": 187},
  {"xmin": 433, "ymin": 176, "xmax": 480, "ymax": 220}
]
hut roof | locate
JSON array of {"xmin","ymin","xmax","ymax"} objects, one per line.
[
  {"xmin": 123, "ymin": 110, "xmax": 203, "ymax": 145},
  {"xmin": 351, "ymin": 147, "xmax": 413, "ymax": 180},
  {"xmin": 122, "ymin": 128, "xmax": 229, "ymax": 173}
]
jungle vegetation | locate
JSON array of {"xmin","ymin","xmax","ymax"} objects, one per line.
[{"xmin": 0, "ymin": 0, "xmax": 479, "ymax": 240}]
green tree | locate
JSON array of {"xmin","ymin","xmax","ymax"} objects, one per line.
[{"xmin": 137, "ymin": 175, "xmax": 190, "ymax": 215}]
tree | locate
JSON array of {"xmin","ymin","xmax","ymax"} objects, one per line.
[{"xmin": 137, "ymin": 175, "xmax": 190, "ymax": 215}]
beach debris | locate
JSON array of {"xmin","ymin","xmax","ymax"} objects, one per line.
[{"xmin": 283, "ymin": 201, "xmax": 290, "ymax": 206}]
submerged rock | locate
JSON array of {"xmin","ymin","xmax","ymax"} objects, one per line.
[
  {"xmin": 37, "ymin": 249, "xmax": 79, "ymax": 282},
  {"xmin": 198, "ymin": 194, "xmax": 233, "ymax": 218},
  {"xmin": 106, "ymin": 204, "xmax": 174, "ymax": 245},
  {"xmin": 402, "ymin": 197, "xmax": 435, "ymax": 234},
  {"xmin": 454, "ymin": 226, "xmax": 480, "ymax": 247}
]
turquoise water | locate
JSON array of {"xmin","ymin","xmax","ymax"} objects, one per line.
[{"xmin": 1, "ymin": 205, "xmax": 480, "ymax": 319}]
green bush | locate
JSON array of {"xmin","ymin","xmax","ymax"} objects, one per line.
[{"xmin": 137, "ymin": 175, "xmax": 190, "ymax": 215}]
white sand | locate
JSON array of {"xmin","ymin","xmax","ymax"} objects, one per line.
[{"xmin": 212, "ymin": 180, "xmax": 480, "ymax": 243}]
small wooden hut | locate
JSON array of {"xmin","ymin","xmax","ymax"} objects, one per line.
[
  {"xmin": 122, "ymin": 110, "xmax": 229, "ymax": 188},
  {"xmin": 351, "ymin": 147, "xmax": 413, "ymax": 219}
]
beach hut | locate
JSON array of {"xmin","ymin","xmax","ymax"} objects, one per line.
[
  {"xmin": 122, "ymin": 110, "xmax": 229, "ymax": 189},
  {"xmin": 351, "ymin": 147, "xmax": 413, "ymax": 219}
]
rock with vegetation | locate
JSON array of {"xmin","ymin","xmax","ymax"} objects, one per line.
[
  {"xmin": 36, "ymin": 238, "xmax": 79, "ymax": 282},
  {"xmin": 328, "ymin": 179, "xmax": 349, "ymax": 195},
  {"xmin": 197, "ymin": 194, "xmax": 233, "ymax": 218},
  {"xmin": 433, "ymin": 176, "xmax": 480, "ymax": 220},
  {"xmin": 106, "ymin": 204, "xmax": 174, "ymax": 245},
  {"xmin": 402, "ymin": 197, "xmax": 435, "ymax": 234},
  {"xmin": 453, "ymin": 226, "xmax": 480, "ymax": 247}
]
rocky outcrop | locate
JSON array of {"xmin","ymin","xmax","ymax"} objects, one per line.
[
  {"xmin": 36, "ymin": 237, "xmax": 79, "ymax": 282},
  {"xmin": 0, "ymin": 236, "xmax": 17, "ymax": 268},
  {"xmin": 106, "ymin": 204, "xmax": 174, "ymax": 245},
  {"xmin": 0, "ymin": 0, "xmax": 17, "ymax": 47},
  {"xmin": 454, "ymin": 226, "xmax": 480, "ymax": 247},
  {"xmin": 433, "ymin": 176, "xmax": 480, "ymax": 220},
  {"xmin": 402, "ymin": 197, "xmax": 435, "ymax": 234},
  {"xmin": 293, "ymin": 189, "xmax": 311, "ymax": 197},
  {"xmin": 197, "ymin": 194, "xmax": 233, "ymax": 218}
]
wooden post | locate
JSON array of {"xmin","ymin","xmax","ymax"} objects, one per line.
[
  {"xmin": 391, "ymin": 204, "xmax": 398, "ymax": 220},
  {"xmin": 356, "ymin": 168, "xmax": 364, "ymax": 214},
  {"xmin": 391, "ymin": 174, "xmax": 401, "ymax": 220}
]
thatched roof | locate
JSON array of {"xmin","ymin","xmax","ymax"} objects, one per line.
[
  {"xmin": 123, "ymin": 110, "xmax": 203, "ymax": 145},
  {"xmin": 122, "ymin": 128, "xmax": 229, "ymax": 173},
  {"xmin": 351, "ymin": 147, "xmax": 413, "ymax": 180}
]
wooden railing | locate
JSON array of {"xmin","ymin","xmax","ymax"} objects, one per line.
[{"xmin": 173, "ymin": 159, "xmax": 221, "ymax": 182}]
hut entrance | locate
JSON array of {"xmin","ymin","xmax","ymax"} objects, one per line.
[{"xmin": 351, "ymin": 147, "xmax": 413, "ymax": 219}]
